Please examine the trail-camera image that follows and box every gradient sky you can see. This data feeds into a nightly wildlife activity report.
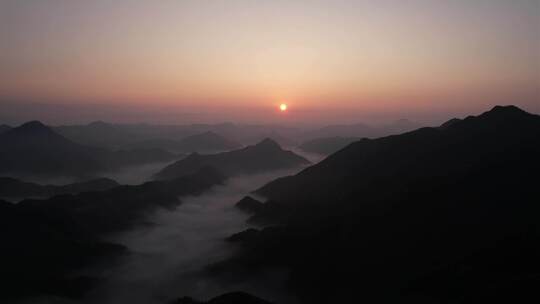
[0,0,539,125]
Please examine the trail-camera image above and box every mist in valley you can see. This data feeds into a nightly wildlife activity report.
[77,168,305,304]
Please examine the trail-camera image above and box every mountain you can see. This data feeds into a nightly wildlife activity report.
[54,121,138,148]
[1,167,225,300]
[154,138,310,180]
[235,196,265,214]
[0,198,126,300]
[0,121,178,177]
[221,106,540,303]
[298,136,360,155]
[0,121,101,176]
[0,177,119,200]
[18,167,225,235]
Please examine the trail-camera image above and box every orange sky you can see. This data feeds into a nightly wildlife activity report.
[0,0,538,124]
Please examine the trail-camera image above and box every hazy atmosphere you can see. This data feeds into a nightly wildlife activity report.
[1,1,539,304]
[1,0,538,125]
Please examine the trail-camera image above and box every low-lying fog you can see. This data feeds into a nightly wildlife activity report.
[80,169,304,304]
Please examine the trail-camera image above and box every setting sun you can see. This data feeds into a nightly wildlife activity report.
[280,103,288,112]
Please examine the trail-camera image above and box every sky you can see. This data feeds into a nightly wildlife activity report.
[0,0,539,125]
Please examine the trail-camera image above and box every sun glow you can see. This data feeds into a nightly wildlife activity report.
[280,103,288,111]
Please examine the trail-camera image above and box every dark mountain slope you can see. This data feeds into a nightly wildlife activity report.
[257,105,540,206]
[0,198,126,299]
[18,167,225,235]
[1,167,225,300]
[155,138,309,180]
[0,121,100,176]
[222,105,540,303]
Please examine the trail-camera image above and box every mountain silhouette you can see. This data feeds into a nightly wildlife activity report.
[55,120,138,148]
[1,167,225,300]
[0,121,177,177]
[0,121,100,176]
[221,105,540,303]
[154,138,310,180]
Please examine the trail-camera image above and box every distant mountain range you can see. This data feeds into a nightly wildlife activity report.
[0,177,119,200]
[154,138,310,180]
[0,121,178,178]
[127,131,242,153]
[54,121,297,149]
[52,119,422,151]
[301,119,422,140]
[222,105,540,303]
[298,136,360,155]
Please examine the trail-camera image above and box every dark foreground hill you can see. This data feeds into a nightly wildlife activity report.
[155,138,309,180]
[0,121,177,178]
[0,168,225,300]
[222,105,540,303]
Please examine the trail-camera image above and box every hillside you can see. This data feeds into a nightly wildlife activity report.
[222,105,540,303]
[0,121,177,178]
[155,138,309,180]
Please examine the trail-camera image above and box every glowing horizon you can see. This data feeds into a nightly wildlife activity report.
[0,0,538,124]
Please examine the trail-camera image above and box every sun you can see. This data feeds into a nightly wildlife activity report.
[279,103,288,111]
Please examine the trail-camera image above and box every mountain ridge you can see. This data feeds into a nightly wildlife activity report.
[221,105,540,303]
[154,138,309,180]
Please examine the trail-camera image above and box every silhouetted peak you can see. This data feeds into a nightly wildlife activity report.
[440,105,534,130]
[482,105,530,119]
[254,138,282,150]
[440,118,462,129]
[16,121,53,134]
